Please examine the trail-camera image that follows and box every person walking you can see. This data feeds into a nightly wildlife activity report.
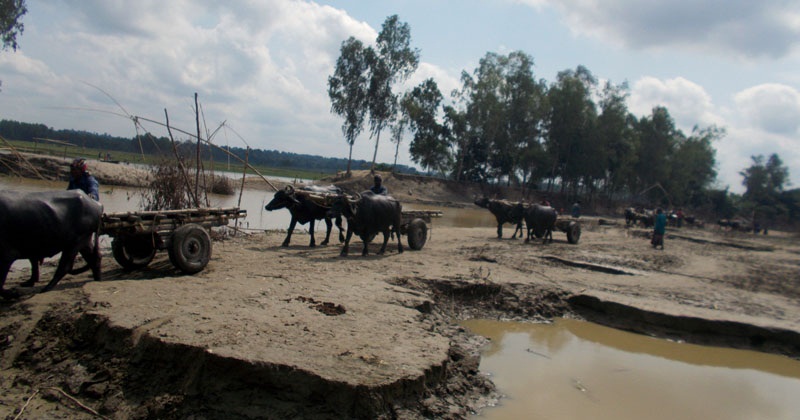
[651,208,667,250]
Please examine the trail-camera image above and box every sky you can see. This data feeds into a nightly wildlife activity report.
[1,0,799,193]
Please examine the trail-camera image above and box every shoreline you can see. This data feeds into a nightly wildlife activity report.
[1,154,799,418]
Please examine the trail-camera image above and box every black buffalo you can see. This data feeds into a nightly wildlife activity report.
[0,190,103,298]
[625,207,654,228]
[265,185,345,247]
[474,197,524,239]
[519,203,558,244]
[335,191,403,257]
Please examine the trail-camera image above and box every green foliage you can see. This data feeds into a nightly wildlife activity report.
[740,153,794,224]
[0,0,26,51]
[328,37,370,174]
[402,79,451,173]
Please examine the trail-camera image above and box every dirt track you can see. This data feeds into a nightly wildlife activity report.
[1,163,800,418]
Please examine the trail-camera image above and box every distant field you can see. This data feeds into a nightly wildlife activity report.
[3,139,329,180]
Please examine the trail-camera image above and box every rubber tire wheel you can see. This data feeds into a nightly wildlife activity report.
[168,224,211,274]
[112,235,156,270]
[566,222,581,244]
[406,219,428,250]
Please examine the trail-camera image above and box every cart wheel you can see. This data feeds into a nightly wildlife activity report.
[406,219,428,250]
[566,222,581,244]
[112,235,156,270]
[168,224,211,274]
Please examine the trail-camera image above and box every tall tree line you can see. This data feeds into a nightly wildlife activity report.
[329,27,722,207]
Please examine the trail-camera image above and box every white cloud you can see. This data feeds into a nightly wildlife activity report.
[629,76,722,131]
[733,84,800,135]
[525,0,800,59]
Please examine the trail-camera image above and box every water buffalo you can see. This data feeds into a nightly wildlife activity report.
[625,207,654,228]
[335,191,403,257]
[0,190,103,298]
[265,185,345,247]
[474,197,524,239]
[519,203,558,244]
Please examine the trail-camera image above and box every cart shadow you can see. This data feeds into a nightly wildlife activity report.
[101,257,185,281]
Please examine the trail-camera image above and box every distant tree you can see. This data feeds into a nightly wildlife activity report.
[0,0,26,91]
[0,0,25,51]
[741,153,788,203]
[634,106,679,198]
[546,65,598,195]
[596,81,637,199]
[740,153,791,226]
[667,126,721,206]
[328,37,370,176]
[366,15,419,173]
[403,78,451,173]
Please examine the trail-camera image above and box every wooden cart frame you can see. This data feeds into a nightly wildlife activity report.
[100,207,246,273]
[554,217,581,244]
[399,210,442,250]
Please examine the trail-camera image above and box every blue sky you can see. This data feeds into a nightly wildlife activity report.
[1,0,799,193]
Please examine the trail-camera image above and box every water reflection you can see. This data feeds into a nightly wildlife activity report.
[464,318,800,420]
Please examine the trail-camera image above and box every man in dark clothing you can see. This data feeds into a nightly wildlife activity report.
[67,158,100,201]
[370,175,387,195]
[571,201,581,218]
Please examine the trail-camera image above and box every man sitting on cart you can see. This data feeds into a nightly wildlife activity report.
[371,174,387,195]
[67,158,100,201]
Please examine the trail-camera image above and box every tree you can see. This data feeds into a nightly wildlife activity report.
[1,0,26,91]
[741,153,789,205]
[328,37,370,176]
[634,106,679,197]
[668,126,720,206]
[596,81,637,199]
[0,0,25,51]
[545,65,598,195]
[366,15,419,173]
[403,79,450,173]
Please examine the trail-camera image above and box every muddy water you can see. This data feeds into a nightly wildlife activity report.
[0,176,291,230]
[464,318,800,420]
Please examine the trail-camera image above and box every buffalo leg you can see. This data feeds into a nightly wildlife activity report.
[308,219,316,247]
[377,229,390,255]
[0,260,19,300]
[41,249,78,292]
[340,227,354,256]
[496,222,503,239]
[282,218,297,247]
[335,215,345,243]
[20,258,41,287]
[320,218,333,246]
[77,235,102,281]
[395,224,404,254]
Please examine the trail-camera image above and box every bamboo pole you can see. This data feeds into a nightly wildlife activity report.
[164,109,199,207]
[132,115,279,192]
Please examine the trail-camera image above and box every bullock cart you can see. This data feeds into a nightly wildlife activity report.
[100,207,246,273]
[291,189,442,251]
[399,210,442,250]
[554,217,581,244]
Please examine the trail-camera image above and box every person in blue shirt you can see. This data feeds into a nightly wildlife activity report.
[67,158,100,201]
[651,207,667,249]
[370,174,387,195]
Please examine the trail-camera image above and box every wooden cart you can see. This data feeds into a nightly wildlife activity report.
[100,207,246,273]
[554,217,581,244]
[399,210,442,250]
